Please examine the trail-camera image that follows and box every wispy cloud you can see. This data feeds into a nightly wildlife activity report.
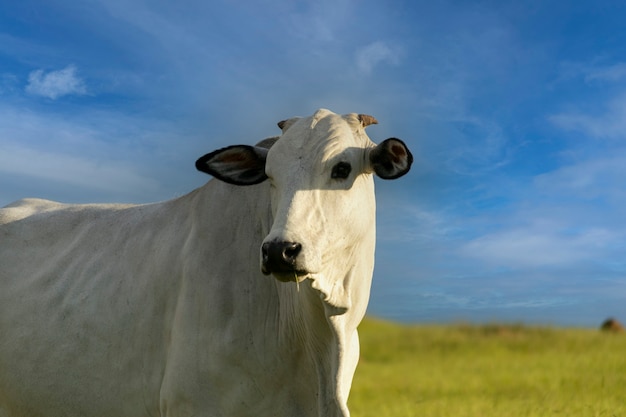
[26,65,87,99]
[355,41,402,74]
[377,202,457,245]
[0,142,158,195]
[534,152,626,202]
[550,60,626,140]
[549,92,626,140]
[584,62,626,83]
[559,61,626,84]
[460,225,620,269]
[0,104,190,205]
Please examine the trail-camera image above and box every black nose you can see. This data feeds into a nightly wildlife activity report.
[261,241,302,274]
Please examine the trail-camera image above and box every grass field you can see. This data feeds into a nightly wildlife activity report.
[350,318,626,417]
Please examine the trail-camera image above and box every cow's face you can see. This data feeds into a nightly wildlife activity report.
[196,109,412,285]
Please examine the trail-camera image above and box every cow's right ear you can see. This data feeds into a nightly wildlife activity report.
[369,138,413,179]
[196,145,269,186]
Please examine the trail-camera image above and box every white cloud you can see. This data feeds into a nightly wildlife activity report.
[0,104,181,206]
[26,65,87,99]
[549,92,626,140]
[0,142,158,195]
[534,152,626,201]
[284,0,354,43]
[378,203,454,244]
[551,62,626,140]
[461,225,620,269]
[458,149,626,270]
[584,62,626,83]
[355,41,401,74]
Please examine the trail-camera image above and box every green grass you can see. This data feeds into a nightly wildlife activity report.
[350,318,626,416]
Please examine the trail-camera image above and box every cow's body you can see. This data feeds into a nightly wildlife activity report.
[0,109,412,417]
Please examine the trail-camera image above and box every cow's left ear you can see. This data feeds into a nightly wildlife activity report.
[369,138,413,179]
[196,145,268,186]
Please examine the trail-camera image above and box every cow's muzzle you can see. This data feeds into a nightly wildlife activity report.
[261,240,305,282]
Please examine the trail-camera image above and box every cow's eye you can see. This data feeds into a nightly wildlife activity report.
[331,162,352,179]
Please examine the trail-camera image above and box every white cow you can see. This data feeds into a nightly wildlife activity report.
[0,109,412,417]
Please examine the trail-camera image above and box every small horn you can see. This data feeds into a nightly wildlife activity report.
[358,114,378,127]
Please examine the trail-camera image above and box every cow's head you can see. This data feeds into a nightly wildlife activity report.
[196,109,412,305]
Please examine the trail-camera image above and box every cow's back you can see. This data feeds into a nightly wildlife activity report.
[0,197,190,417]
[0,183,304,417]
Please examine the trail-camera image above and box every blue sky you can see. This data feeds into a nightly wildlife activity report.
[2,0,626,327]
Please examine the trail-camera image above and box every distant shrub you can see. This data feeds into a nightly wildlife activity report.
[600,317,624,332]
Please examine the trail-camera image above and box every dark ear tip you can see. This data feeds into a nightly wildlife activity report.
[196,150,221,174]
[195,154,210,173]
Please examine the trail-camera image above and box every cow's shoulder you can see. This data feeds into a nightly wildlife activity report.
[0,198,65,225]
[3,197,61,210]
[0,198,137,227]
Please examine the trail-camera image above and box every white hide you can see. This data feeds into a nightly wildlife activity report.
[0,109,411,417]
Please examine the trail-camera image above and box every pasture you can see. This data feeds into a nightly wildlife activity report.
[350,318,626,416]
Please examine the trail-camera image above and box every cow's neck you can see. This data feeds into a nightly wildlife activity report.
[271,254,371,416]
[271,278,347,415]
